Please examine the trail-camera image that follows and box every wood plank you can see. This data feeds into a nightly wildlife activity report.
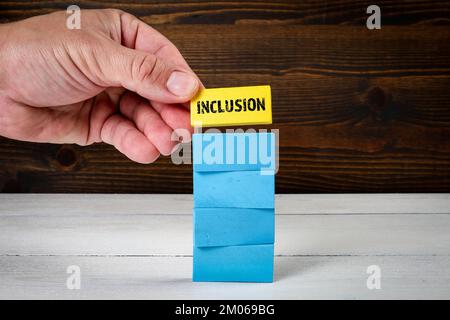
[1,194,448,298]
[0,255,448,299]
[1,194,450,215]
[1,24,450,193]
[1,199,449,255]
[1,1,449,25]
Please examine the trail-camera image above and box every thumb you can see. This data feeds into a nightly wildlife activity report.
[96,44,200,104]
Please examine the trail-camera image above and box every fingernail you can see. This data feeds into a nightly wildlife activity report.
[166,71,198,97]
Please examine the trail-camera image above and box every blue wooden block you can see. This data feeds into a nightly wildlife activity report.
[194,171,274,208]
[193,244,274,282]
[194,208,274,247]
[193,132,276,173]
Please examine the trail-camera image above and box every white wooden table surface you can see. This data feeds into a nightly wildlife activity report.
[0,194,449,300]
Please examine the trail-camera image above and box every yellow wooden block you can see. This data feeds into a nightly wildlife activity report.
[190,85,272,127]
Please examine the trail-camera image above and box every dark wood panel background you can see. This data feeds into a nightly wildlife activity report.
[1,1,450,193]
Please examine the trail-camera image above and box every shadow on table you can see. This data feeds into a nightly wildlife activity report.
[274,256,322,282]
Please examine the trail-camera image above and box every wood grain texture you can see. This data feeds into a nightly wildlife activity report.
[1,2,450,193]
[1,0,449,25]
[4,212,450,256]
[0,194,449,299]
[2,256,449,299]
[3,194,450,215]
[1,194,449,256]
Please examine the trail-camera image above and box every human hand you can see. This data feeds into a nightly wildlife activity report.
[0,9,201,163]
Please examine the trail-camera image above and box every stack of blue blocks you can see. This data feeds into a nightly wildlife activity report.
[193,132,276,282]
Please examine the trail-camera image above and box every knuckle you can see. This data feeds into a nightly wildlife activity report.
[148,59,169,85]
[133,54,161,84]
[99,8,124,19]
[109,8,125,15]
